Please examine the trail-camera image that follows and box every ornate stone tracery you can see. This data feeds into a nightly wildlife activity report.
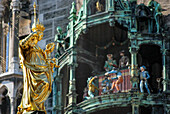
[53,0,170,114]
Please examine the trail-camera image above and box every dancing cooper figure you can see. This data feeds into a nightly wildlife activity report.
[17,3,57,114]
[140,66,151,94]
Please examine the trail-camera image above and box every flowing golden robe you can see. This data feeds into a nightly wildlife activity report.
[17,34,55,113]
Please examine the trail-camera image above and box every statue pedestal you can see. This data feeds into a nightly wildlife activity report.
[31,111,45,114]
[23,111,45,114]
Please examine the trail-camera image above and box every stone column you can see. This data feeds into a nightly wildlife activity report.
[52,68,57,114]
[130,0,137,33]
[2,23,9,72]
[166,37,170,93]
[0,6,3,71]
[108,0,114,11]
[161,39,169,92]
[9,0,20,72]
[10,96,15,114]
[67,2,78,113]
[1,20,6,72]
[83,0,87,17]
[52,68,63,114]
[131,93,140,114]
[8,15,12,70]
[132,104,139,114]
[129,33,139,92]
[53,73,63,114]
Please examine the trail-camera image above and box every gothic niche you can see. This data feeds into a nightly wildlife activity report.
[75,63,93,103]
[80,22,129,72]
[136,4,151,33]
[0,86,10,114]
[87,0,105,15]
[136,2,163,34]
[138,44,163,93]
[75,22,129,102]
[1,0,11,23]
[60,65,69,108]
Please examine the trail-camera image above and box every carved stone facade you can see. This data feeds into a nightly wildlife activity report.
[54,0,170,114]
[38,0,73,50]
[0,0,73,113]
[0,0,169,114]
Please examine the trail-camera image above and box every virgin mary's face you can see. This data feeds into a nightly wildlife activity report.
[29,37,38,47]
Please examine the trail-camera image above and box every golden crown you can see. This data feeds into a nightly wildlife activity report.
[32,2,45,32]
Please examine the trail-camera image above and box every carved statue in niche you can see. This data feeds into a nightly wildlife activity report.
[87,0,105,15]
[136,4,151,33]
[54,27,66,57]
[96,0,104,12]
[148,0,162,33]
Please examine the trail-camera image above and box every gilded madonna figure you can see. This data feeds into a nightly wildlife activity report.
[17,3,57,114]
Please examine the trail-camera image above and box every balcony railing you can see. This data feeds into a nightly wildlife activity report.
[83,68,132,101]
[98,69,132,95]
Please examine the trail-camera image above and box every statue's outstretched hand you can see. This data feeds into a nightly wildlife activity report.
[45,43,55,53]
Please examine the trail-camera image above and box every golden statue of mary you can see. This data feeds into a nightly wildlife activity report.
[17,3,57,114]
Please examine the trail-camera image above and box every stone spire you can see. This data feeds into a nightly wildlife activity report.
[66,2,78,113]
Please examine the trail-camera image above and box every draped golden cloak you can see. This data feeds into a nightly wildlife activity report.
[17,35,55,113]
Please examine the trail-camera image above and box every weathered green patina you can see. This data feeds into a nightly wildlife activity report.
[53,0,170,114]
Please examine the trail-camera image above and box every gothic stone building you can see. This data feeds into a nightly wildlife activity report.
[0,0,170,114]
[53,0,170,114]
[0,0,72,113]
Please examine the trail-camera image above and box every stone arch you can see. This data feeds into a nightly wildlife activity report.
[75,62,93,103]
[138,44,162,93]
[15,83,23,113]
[60,64,69,108]
[78,22,129,72]
[0,85,10,114]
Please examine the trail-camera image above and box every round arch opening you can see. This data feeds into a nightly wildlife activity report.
[0,86,10,114]
[138,44,163,93]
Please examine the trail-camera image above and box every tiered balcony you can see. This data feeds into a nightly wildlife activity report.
[76,92,165,113]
